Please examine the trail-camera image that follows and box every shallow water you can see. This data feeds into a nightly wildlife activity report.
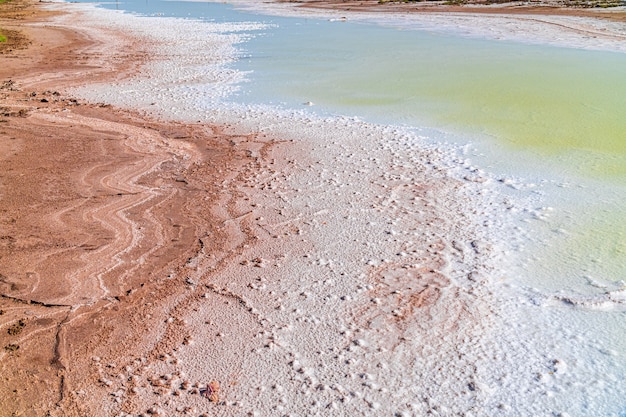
[69,0,626,414]
[241,19,626,177]
[234,16,626,298]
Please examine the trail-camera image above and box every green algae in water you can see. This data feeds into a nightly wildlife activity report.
[246,23,626,179]
[415,47,626,179]
[345,42,626,178]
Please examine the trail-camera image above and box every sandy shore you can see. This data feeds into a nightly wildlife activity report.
[1,0,625,416]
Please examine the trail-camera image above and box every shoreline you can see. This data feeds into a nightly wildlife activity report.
[287,0,626,20]
[2,0,625,415]
[215,0,626,52]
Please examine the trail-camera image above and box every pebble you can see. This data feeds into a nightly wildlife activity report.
[552,359,568,374]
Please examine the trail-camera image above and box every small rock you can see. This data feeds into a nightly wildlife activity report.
[146,407,163,416]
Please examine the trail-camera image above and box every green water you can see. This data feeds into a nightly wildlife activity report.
[241,19,626,288]
[244,22,626,180]
[400,48,626,178]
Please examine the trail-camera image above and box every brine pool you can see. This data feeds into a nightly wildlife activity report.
[69,0,626,414]
[235,14,626,293]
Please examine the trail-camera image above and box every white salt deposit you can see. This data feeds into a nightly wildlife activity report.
[51,2,272,111]
[50,1,626,416]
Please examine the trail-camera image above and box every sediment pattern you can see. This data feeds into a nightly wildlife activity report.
[0,7,268,414]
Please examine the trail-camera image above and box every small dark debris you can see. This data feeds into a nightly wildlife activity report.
[40,98,48,103]
[2,108,30,117]
[1,80,19,92]
[7,319,26,335]
[4,344,19,352]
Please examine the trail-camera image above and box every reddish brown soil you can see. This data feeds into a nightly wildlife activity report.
[0,1,269,415]
[285,0,626,21]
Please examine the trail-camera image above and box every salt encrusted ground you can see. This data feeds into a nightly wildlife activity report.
[53,4,514,415]
[58,2,626,416]
[1,0,625,415]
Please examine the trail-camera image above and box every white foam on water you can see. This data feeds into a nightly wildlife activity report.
[55,2,626,415]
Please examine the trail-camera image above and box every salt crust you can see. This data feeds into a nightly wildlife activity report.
[51,2,626,416]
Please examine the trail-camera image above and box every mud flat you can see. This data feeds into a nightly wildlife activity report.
[0,1,277,415]
[1,1,625,416]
